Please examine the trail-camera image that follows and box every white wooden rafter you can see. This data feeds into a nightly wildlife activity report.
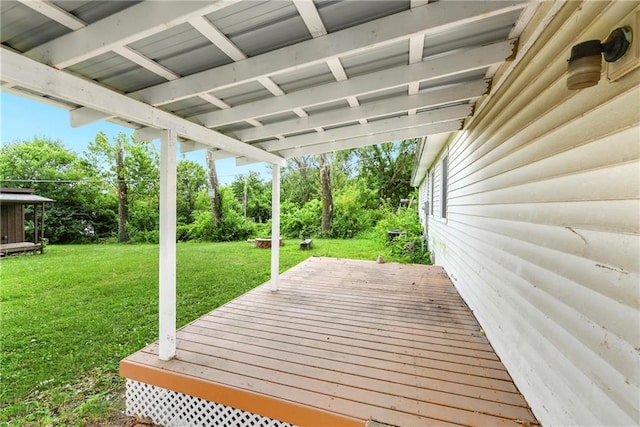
[410,0,429,8]
[113,46,179,81]
[17,0,86,30]
[69,1,526,127]
[21,5,244,136]
[198,93,231,110]
[131,1,526,107]
[189,14,302,123]
[277,121,462,159]
[63,14,235,128]
[24,1,239,68]
[256,104,471,152]
[234,80,486,142]
[195,40,514,128]
[296,0,365,129]
[189,16,245,61]
[408,0,426,114]
[293,0,327,38]
[0,47,284,165]
[408,34,425,115]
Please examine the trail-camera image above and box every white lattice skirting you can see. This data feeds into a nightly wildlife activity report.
[126,379,297,427]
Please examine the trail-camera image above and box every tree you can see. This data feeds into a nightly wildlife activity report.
[205,150,222,224]
[356,139,418,205]
[85,132,159,242]
[230,171,271,223]
[0,137,108,243]
[177,160,207,224]
[281,156,320,207]
[319,153,333,235]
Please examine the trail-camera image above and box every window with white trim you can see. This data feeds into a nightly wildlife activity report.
[429,170,434,215]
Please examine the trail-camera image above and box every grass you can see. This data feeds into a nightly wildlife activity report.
[0,238,387,426]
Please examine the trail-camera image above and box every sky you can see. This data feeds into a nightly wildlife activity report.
[0,92,270,185]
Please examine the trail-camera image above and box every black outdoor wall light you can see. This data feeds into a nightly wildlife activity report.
[567,26,633,90]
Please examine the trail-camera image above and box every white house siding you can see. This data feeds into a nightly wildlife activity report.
[417,175,427,228]
[426,1,640,426]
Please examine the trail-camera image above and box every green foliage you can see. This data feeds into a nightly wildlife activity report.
[281,199,322,238]
[85,132,159,204]
[0,137,109,243]
[356,139,418,205]
[281,157,320,206]
[84,132,160,243]
[254,219,272,237]
[177,160,207,225]
[374,204,430,264]
[128,197,159,240]
[331,181,382,238]
[187,187,255,241]
[230,171,272,223]
[1,136,428,250]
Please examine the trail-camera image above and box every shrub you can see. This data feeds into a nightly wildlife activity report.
[187,209,255,242]
[128,230,159,244]
[332,185,382,238]
[253,219,272,238]
[187,188,255,242]
[281,199,321,239]
[374,205,430,264]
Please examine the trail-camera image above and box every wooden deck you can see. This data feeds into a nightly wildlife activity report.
[121,257,538,427]
[0,242,42,256]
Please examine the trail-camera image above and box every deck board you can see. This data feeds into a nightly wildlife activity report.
[121,257,538,427]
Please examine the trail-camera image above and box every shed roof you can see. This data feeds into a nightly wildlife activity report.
[1,0,538,166]
[0,193,54,204]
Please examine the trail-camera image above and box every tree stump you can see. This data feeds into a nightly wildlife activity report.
[255,238,284,249]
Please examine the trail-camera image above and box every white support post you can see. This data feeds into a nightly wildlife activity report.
[159,129,177,360]
[270,165,281,291]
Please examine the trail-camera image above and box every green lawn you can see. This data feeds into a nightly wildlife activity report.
[0,238,386,426]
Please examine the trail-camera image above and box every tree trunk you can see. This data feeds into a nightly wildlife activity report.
[116,141,129,242]
[293,157,310,205]
[205,150,222,224]
[319,153,333,236]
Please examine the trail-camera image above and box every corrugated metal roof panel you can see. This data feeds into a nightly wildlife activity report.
[281,128,319,139]
[341,41,409,78]
[257,111,300,126]
[217,122,257,133]
[208,1,299,38]
[418,69,489,91]
[358,86,409,104]
[423,10,521,56]
[54,1,140,25]
[129,23,233,77]
[317,0,410,34]
[160,98,216,118]
[269,63,334,93]
[0,1,70,52]
[67,52,166,93]
[209,1,311,57]
[213,80,273,107]
[304,99,351,115]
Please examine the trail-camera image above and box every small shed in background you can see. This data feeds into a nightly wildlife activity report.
[0,188,54,256]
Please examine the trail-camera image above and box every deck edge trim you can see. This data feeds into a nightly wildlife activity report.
[120,359,365,427]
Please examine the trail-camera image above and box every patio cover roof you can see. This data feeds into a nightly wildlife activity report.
[1,0,538,167]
